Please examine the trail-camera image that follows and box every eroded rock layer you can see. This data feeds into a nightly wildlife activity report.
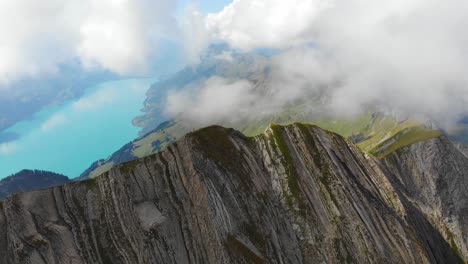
[0,124,465,263]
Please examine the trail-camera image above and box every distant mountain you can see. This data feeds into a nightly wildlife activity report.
[133,43,270,136]
[0,169,70,199]
[77,119,178,179]
[80,44,444,179]
[78,44,270,178]
[1,124,465,263]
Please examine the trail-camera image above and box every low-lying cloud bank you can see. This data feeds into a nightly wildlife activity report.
[167,0,468,127]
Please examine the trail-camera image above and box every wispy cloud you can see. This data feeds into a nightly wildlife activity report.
[165,77,256,126]
[0,142,18,154]
[41,113,66,132]
[72,87,118,111]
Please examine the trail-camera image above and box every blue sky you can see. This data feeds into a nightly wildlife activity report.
[178,0,232,14]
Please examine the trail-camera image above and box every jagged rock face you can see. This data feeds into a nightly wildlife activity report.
[382,136,468,260]
[452,141,468,158]
[0,125,464,263]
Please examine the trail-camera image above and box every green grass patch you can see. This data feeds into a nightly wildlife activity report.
[296,123,339,207]
[357,120,417,151]
[267,124,307,216]
[189,126,255,190]
[85,178,98,191]
[363,126,442,158]
[132,122,189,158]
[239,111,441,159]
[446,227,464,260]
[88,161,114,179]
[118,159,140,174]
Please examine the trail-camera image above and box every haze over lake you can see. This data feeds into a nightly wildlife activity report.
[0,78,156,178]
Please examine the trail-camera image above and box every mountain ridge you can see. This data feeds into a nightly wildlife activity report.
[0,169,70,200]
[80,114,442,179]
[78,45,445,180]
[0,123,465,263]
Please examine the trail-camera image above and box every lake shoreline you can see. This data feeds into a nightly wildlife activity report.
[0,77,157,179]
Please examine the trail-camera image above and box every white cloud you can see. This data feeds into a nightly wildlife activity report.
[309,0,468,124]
[165,77,257,126]
[72,87,118,111]
[3,0,468,128]
[214,51,234,62]
[180,6,211,64]
[41,113,66,132]
[78,0,178,74]
[0,0,178,83]
[181,0,468,127]
[205,0,334,50]
[0,0,81,82]
[0,142,18,154]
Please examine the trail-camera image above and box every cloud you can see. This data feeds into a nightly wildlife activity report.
[79,0,178,74]
[0,0,80,82]
[0,142,18,155]
[3,0,468,129]
[72,86,118,111]
[205,0,334,50]
[179,6,212,64]
[162,50,336,127]
[172,0,468,127]
[309,0,468,124]
[41,113,66,132]
[214,51,234,62]
[165,77,257,126]
[0,0,178,83]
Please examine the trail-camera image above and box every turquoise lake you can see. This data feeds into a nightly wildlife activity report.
[0,77,156,178]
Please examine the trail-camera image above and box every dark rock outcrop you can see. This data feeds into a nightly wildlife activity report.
[0,124,465,263]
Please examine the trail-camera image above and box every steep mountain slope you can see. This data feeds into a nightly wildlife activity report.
[381,136,468,259]
[0,170,70,200]
[1,124,464,263]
